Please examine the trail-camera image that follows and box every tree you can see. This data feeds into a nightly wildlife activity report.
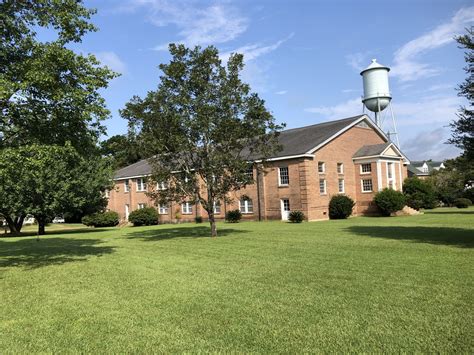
[402,177,437,210]
[100,134,143,169]
[449,27,473,161]
[0,144,112,235]
[122,44,284,237]
[1,0,117,152]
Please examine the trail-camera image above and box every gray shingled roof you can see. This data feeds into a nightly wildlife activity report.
[353,142,391,158]
[114,115,366,180]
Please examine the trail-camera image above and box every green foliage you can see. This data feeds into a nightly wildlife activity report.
[82,211,119,227]
[429,162,467,205]
[403,177,438,210]
[449,27,473,161]
[128,207,159,226]
[0,144,112,234]
[374,188,406,216]
[225,209,242,223]
[195,216,203,224]
[121,44,284,236]
[100,134,143,169]
[329,194,355,219]
[454,198,472,208]
[288,210,305,223]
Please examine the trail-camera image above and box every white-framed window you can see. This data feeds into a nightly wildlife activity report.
[158,204,168,214]
[361,163,372,174]
[105,190,110,198]
[137,178,147,192]
[387,162,396,189]
[181,202,193,214]
[338,179,345,193]
[318,162,325,173]
[319,178,327,194]
[362,179,373,192]
[278,167,289,185]
[245,165,254,182]
[213,201,221,214]
[239,198,253,214]
[337,162,344,174]
[282,199,290,212]
[156,181,167,190]
[138,203,146,209]
[387,162,393,179]
[124,179,130,192]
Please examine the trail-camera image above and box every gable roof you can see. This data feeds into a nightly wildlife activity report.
[113,114,390,180]
[353,142,392,158]
[408,160,444,176]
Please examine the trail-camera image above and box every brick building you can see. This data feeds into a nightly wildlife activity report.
[107,115,409,222]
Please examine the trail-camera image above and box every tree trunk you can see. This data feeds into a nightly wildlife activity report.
[3,214,23,235]
[209,212,217,238]
[37,216,46,236]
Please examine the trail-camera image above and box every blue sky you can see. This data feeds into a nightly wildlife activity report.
[78,0,473,160]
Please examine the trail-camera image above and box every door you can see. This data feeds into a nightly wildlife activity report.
[125,204,130,221]
[281,199,290,221]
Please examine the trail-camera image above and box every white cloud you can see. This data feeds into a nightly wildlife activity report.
[345,52,368,72]
[220,33,295,63]
[403,128,461,160]
[391,6,474,82]
[95,51,127,74]
[304,97,362,118]
[123,0,248,50]
[275,90,287,95]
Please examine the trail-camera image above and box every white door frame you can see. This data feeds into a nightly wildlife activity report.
[125,204,130,221]
[281,199,290,221]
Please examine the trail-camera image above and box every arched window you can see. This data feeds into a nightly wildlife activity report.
[239,198,253,214]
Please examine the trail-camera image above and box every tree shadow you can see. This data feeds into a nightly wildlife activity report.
[126,225,246,241]
[0,227,110,238]
[348,226,473,248]
[0,237,116,269]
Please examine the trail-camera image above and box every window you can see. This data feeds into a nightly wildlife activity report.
[137,178,147,191]
[158,204,168,214]
[337,163,344,174]
[124,179,130,192]
[338,179,345,193]
[105,190,110,198]
[361,163,372,173]
[282,199,290,211]
[279,167,289,185]
[387,163,393,179]
[387,162,396,189]
[213,201,221,214]
[239,198,253,214]
[157,181,167,190]
[138,203,146,209]
[319,179,327,194]
[362,179,373,192]
[245,166,254,182]
[181,202,193,214]
[318,162,325,173]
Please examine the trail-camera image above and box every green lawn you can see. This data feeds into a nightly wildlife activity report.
[1,208,473,352]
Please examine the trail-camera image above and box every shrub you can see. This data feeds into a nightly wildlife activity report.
[128,207,159,226]
[454,198,472,208]
[225,209,242,223]
[288,210,305,223]
[82,211,119,227]
[403,177,437,210]
[329,194,355,219]
[373,188,406,216]
[195,216,203,223]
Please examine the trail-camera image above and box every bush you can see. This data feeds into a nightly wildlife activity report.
[82,211,119,227]
[128,207,159,226]
[454,198,472,208]
[288,210,305,223]
[329,194,355,219]
[373,188,406,216]
[403,177,437,210]
[195,216,203,223]
[225,209,242,223]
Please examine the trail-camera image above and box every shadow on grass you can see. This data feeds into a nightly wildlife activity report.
[0,237,115,269]
[0,227,110,238]
[126,225,246,241]
[348,226,473,248]
[425,211,474,215]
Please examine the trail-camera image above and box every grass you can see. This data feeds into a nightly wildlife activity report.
[0,208,473,352]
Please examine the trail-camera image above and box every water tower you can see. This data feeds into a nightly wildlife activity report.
[360,59,399,147]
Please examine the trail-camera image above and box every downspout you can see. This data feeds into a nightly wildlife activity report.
[256,167,262,222]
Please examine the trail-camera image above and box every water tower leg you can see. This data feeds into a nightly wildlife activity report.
[388,101,400,148]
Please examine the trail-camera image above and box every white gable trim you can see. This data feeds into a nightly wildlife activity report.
[306,115,389,154]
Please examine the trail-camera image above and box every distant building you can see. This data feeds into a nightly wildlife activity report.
[106,115,410,222]
[407,160,445,179]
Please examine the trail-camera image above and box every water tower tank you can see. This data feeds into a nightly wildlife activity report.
[360,59,391,112]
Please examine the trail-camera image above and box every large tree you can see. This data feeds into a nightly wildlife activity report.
[0,144,112,235]
[449,27,473,161]
[100,134,143,169]
[122,44,284,237]
[1,0,117,152]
